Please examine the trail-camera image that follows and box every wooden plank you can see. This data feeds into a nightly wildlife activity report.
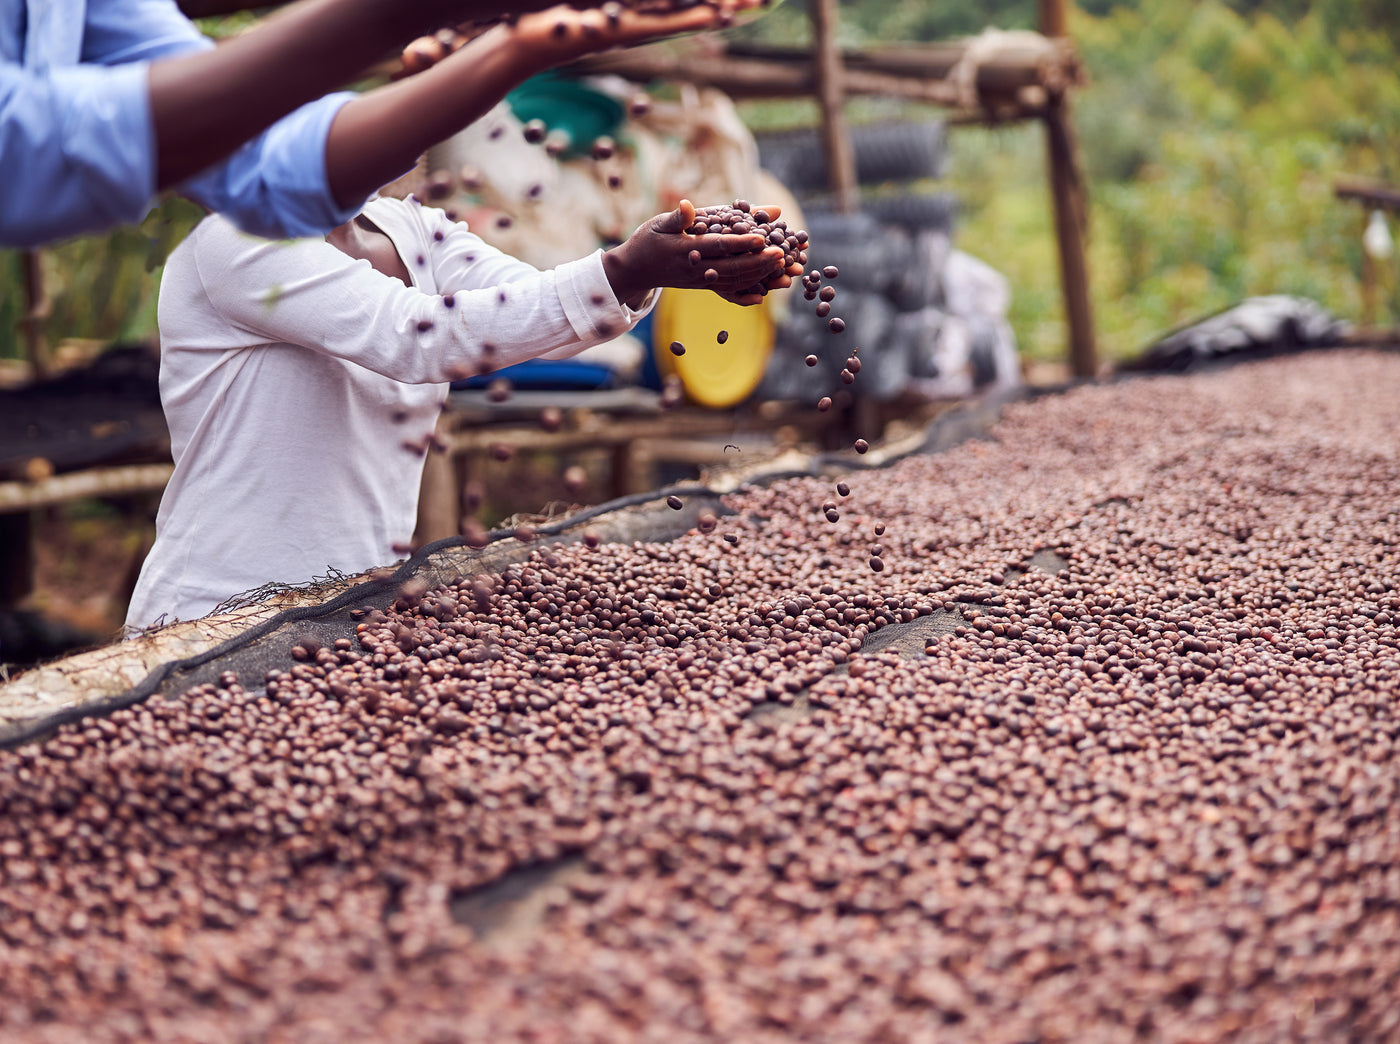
[725,36,1082,95]
[573,35,1077,110]
[0,463,174,513]
[1335,179,1400,213]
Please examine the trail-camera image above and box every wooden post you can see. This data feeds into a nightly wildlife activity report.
[1039,0,1097,377]
[1038,0,1067,37]
[1361,211,1379,328]
[810,0,858,213]
[19,250,50,379]
[414,417,460,546]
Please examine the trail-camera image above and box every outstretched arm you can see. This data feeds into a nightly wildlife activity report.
[148,0,559,190]
[321,0,752,210]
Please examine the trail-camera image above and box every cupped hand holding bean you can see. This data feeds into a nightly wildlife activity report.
[603,199,796,308]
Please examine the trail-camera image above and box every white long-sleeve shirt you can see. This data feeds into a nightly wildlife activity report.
[126,196,650,630]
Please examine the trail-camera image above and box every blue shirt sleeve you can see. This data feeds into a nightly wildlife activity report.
[0,0,364,247]
[178,91,363,241]
[0,59,157,247]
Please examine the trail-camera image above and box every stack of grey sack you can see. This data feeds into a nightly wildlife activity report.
[754,121,1020,403]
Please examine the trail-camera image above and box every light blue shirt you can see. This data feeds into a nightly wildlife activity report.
[0,0,361,247]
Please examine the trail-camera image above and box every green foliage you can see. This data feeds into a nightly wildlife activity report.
[0,197,204,358]
[5,1,1400,369]
[945,0,1400,361]
[745,0,1400,363]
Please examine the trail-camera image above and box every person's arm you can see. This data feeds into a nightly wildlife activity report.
[190,215,637,385]
[146,0,559,191]
[0,61,161,247]
[422,196,793,320]
[323,1,754,210]
[0,0,549,247]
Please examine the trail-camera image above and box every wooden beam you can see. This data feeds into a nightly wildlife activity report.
[573,35,1079,110]
[0,464,173,514]
[1336,178,1400,213]
[809,0,858,212]
[725,36,1083,95]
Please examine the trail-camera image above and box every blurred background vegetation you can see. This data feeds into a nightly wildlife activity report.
[3,0,1398,367]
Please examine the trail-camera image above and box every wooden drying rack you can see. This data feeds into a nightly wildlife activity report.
[570,0,1097,376]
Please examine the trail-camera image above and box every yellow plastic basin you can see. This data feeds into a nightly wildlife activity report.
[652,288,775,409]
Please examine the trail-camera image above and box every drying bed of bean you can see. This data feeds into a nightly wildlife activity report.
[4,349,1400,1043]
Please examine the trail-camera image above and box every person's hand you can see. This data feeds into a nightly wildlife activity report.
[509,0,756,64]
[401,0,764,78]
[602,199,797,308]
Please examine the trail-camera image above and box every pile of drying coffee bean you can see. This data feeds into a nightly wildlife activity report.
[3,350,1399,1042]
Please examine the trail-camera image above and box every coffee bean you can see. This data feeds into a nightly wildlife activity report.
[817,397,832,412]
[717,331,729,344]
[666,495,683,510]
[11,351,1394,1044]
[854,438,869,453]
[828,318,845,333]
[670,341,686,357]
[805,355,818,367]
